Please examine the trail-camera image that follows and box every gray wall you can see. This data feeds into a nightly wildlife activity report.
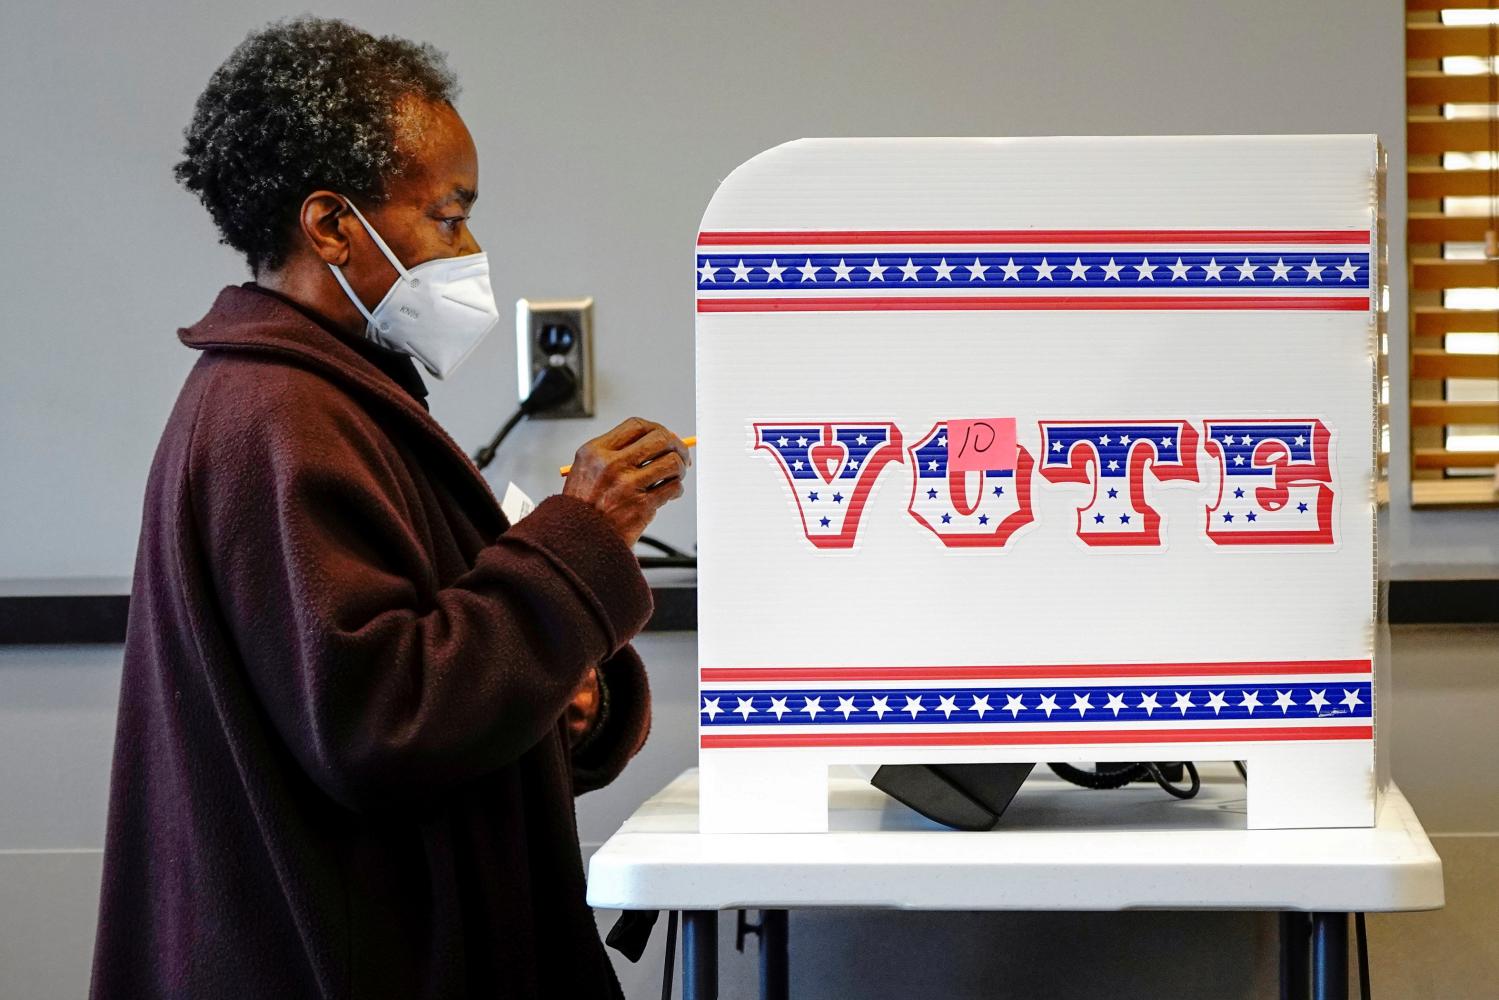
[2,0,1497,579]
[2,0,1498,998]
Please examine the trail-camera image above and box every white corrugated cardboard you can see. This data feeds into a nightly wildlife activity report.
[695,136,1387,833]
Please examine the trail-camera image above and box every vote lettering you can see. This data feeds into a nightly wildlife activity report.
[753,416,1337,549]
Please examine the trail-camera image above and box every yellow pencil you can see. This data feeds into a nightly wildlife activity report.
[559,436,696,476]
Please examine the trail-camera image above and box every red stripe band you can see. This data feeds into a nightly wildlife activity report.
[697,229,1372,247]
[700,725,1373,749]
[697,295,1369,313]
[700,660,1372,683]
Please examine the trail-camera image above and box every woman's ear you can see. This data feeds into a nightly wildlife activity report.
[299,191,352,266]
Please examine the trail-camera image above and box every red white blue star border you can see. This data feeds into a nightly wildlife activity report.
[698,660,1373,749]
[696,229,1372,312]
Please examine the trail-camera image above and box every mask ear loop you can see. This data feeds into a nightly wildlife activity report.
[340,197,413,284]
[326,195,417,330]
[328,263,378,328]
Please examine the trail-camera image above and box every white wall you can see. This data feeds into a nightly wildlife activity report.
[2,0,1496,581]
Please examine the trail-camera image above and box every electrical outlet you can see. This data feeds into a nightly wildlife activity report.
[515,297,594,418]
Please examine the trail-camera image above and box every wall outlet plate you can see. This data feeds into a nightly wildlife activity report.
[515,297,594,418]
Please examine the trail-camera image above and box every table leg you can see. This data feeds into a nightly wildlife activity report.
[1310,912,1349,1000]
[682,910,719,1000]
[758,909,788,1000]
[1280,911,1310,1000]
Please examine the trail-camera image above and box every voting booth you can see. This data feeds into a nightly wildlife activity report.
[694,136,1388,833]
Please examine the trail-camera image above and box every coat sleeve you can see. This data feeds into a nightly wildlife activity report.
[570,643,652,795]
[187,367,653,813]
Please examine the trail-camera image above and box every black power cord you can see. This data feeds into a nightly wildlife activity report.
[1047,761,1144,790]
[1048,761,1201,800]
[1143,761,1200,800]
[473,366,579,471]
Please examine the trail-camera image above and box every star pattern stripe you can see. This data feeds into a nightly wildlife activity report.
[696,251,1370,290]
[699,296,1369,313]
[699,683,1371,725]
[697,228,1374,246]
[701,726,1374,749]
[700,659,1373,682]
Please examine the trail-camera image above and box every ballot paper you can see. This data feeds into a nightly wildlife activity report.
[694,136,1388,834]
[501,481,536,524]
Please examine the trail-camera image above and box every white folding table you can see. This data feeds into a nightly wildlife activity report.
[587,765,1443,999]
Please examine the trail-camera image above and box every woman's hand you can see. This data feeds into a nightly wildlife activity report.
[562,418,690,547]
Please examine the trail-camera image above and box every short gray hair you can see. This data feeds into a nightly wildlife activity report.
[175,16,460,272]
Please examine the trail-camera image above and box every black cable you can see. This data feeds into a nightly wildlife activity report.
[1048,762,1149,790]
[473,407,526,471]
[1049,761,1200,801]
[1356,912,1371,1000]
[1144,761,1200,800]
[473,366,579,471]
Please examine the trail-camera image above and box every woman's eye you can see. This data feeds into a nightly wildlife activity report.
[439,216,467,231]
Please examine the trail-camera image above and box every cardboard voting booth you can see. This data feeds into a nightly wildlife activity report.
[694,136,1388,833]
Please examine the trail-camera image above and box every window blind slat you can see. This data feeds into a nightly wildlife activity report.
[1411,400,1499,424]
[1408,167,1495,199]
[1407,71,1499,104]
[1408,116,1499,154]
[1413,348,1499,378]
[1407,24,1499,59]
[1407,213,1499,242]
[1415,448,1499,470]
[1411,256,1499,287]
[1413,307,1499,336]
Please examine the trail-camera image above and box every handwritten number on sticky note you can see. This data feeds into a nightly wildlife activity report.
[959,422,995,458]
[947,418,1018,472]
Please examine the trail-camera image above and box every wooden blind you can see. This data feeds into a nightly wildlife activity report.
[1407,0,1499,506]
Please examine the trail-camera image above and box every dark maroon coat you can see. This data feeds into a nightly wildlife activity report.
[90,285,652,999]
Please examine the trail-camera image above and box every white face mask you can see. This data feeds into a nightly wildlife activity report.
[327,197,499,380]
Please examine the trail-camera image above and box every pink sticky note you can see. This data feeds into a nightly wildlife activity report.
[947,418,1017,472]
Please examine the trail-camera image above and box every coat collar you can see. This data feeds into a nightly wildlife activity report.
[180,284,503,524]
